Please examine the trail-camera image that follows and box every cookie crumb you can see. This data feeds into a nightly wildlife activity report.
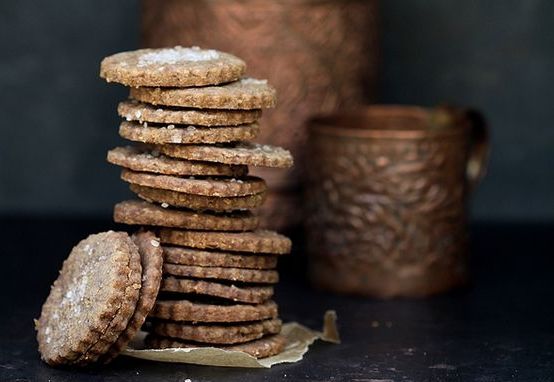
[150,239,160,247]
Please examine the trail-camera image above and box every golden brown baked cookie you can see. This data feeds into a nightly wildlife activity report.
[152,318,282,345]
[130,78,276,110]
[119,121,260,145]
[107,146,247,177]
[114,200,259,231]
[163,246,276,269]
[130,184,266,212]
[159,229,292,255]
[144,334,287,359]
[118,100,261,126]
[163,264,279,284]
[150,300,278,323]
[36,231,142,366]
[100,46,245,87]
[161,277,274,304]
[158,142,293,168]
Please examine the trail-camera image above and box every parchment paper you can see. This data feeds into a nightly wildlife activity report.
[122,310,340,368]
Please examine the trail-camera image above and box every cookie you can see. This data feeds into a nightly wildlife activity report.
[36,231,142,366]
[150,300,278,323]
[158,142,293,168]
[118,100,261,126]
[101,231,163,363]
[163,264,279,284]
[144,334,286,359]
[130,184,266,212]
[121,169,266,197]
[130,78,276,110]
[152,318,282,345]
[119,121,260,145]
[107,146,247,177]
[100,46,245,87]
[114,200,258,231]
[161,277,274,304]
[163,246,277,269]
[159,229,292,255]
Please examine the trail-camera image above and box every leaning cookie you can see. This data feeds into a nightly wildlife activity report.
[118,100,261,126]
[100,231,163,363]
[130,78,276,110]
[144,334,287,359]
[100,46,245,87]
[35,231,142,366]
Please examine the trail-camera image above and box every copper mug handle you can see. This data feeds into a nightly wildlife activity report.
[464,109,490,191]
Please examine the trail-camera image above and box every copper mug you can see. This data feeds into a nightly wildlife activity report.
[305,105,489,298]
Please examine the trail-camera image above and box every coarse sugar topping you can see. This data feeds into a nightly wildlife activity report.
[138,47,220,67]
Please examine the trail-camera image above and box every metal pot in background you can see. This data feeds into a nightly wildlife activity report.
[141,0,380,230]
[305,106,489,298]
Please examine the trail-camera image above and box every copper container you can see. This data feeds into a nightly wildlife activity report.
[305,106,489,298]
[141,0,379,229]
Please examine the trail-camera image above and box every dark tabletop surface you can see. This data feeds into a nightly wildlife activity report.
[0,218,552,382]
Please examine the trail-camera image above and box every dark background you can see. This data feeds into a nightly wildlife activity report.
[1,0,553,221]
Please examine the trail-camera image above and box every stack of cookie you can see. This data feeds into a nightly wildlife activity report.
[100,46,293,358]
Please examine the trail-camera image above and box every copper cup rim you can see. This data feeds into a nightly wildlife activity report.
[308,105,467,139]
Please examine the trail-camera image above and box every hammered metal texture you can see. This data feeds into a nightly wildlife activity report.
[306,125,472,298]
[141,0,379,229]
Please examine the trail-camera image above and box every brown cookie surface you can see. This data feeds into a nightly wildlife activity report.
[121,169,266,197]
[158,142,293,168]
[161,277,274,304]
[36,231,141,366]
[163,246,277,269]
[159,229,292,255]
[114,200,258,231]
[118,100,261,126]
[107,146,247,177]
[130,184,266,212]
[101,231,163,363]
[130,78,276,110]
[144,334,287,359]
[100,47,245,87]
[119,121,260,145]
[152,318,282,345]
[163,264,279,284]
[150,300,278,323]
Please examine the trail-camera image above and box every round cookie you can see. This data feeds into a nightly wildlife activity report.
[36,231,142,366]
[130,78,276,110]
[152,318,282,345]
[107,146,247,177]
[163,246,277,269]
[157,142,293,168]
[163,264,279,284]
[121,169,266,197]
[144,334,287,359]
[130,184,266,212]
[150,300,278,323]
[114,200,259,232]
[161,277,274,304]
[100,46,245,87]
[159,229,292,255]
[118,100,261,126]
[101,231,163,363]
[119,121,260,145]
